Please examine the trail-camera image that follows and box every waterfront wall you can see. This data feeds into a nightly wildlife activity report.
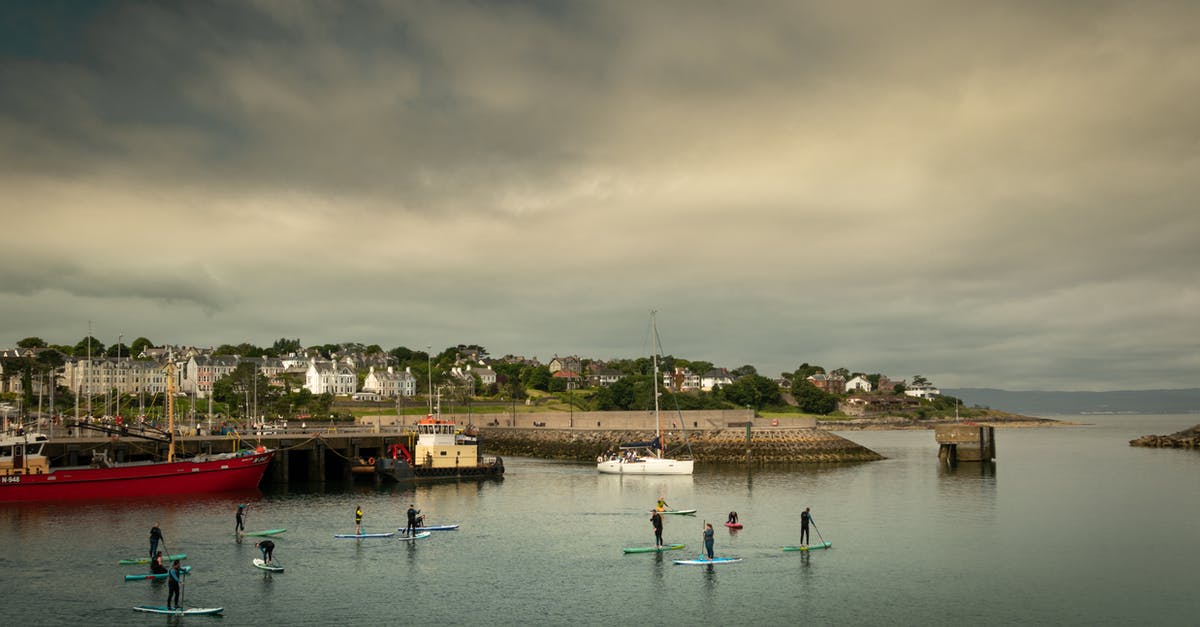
[478,426,883,464]
[366,409,815,430]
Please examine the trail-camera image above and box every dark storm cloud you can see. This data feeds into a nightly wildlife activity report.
[1,1,1198,390]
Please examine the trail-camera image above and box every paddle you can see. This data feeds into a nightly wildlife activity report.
[812,521,826,546]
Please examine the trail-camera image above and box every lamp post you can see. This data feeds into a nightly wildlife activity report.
[426,345,433,416]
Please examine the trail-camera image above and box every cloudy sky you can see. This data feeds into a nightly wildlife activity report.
[2,1,1197,392]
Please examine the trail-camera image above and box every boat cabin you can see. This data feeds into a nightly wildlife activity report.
[413,417,480,469]
[0,432,50,477]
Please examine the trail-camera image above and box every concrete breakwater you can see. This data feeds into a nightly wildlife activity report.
[478,427,884,464]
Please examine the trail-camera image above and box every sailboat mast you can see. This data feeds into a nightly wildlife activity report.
[165,361,176,463]
[651,311,663,458]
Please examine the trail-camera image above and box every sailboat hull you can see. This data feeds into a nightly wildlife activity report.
[597,458,694,475]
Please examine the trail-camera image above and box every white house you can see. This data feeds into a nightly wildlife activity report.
[904,383,941,399]
[845,375,873,393]
[362,366,419,398]
[700,368,735,391]
[305,359,357,396]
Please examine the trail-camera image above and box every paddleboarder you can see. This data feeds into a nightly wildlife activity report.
[149,522,164,559]
[403,504,421,536]
[651,510,664,548]
[355,505,364,535]
[256,539,275,564]
[703,523,714,560]
[800,507,813,547]
[656,497,669,512]
[727,511,739,525]
[150,551,167,574]
[166,560,184,610]
[235,504,246,535]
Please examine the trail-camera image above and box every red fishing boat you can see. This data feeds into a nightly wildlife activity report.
[0,430,273,502]
[0,362,273,502]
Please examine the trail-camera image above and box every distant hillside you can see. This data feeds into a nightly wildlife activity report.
[944,388,1200,416]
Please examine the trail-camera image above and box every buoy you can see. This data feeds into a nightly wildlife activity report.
[367,457,376,465]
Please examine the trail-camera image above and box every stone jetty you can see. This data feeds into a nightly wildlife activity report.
[479,427,883,464]
[1129,424,1200,449]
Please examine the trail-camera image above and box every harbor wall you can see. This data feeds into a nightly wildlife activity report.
[477,426,883,464]
[366,409,816,430]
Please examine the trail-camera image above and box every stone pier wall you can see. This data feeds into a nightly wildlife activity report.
[478,427,883,464]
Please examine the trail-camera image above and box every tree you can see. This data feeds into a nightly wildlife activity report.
[596,377,637,410]
[73,336,105,357]
[830,367,850,379]
[720,374,783,410]
[17,337,47,349]
[792,363,824,380]
[107,342,131,358]
[130,337,154,357]
[271,338,301,356]
[731,364,758,377]
[912,374,929,386]
[792,380,839,415]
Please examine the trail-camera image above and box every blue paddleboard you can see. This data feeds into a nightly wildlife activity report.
[673,556,743,565]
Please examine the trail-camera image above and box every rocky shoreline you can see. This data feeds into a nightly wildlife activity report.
[1129,424,1200,448]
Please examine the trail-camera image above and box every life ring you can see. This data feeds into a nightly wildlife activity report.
[596,456,604,463]
[367,457,376,466]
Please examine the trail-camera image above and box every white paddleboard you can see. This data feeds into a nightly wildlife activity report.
[253,558,284,572]
[133,605,224,615]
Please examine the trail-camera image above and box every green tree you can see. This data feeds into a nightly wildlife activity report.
[792,363,824,380]
[130,337,154,357]
[271,338,301,356]
[720,374,783,409]
[17,337,47,349]
[732,364,758,377]
[73,336,105,357]
[596,377,637,410]
[791,380,839,414]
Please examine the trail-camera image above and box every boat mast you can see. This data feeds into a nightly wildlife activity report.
[651,310,663,458]
[165,361,176,463]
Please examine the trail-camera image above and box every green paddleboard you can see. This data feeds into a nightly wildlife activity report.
[118,553,186,565]
[623,543,686,554]
[243,528,287,537]
[783,541,832,552]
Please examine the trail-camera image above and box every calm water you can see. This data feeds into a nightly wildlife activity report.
[2,414,1197,626]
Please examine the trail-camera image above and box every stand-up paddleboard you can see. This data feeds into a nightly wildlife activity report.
[118,553,186,565]
[673,556,743,565]
[395,531,432,541]
[783,541,832,552]
[623,543,686,554]
[414,524,459,532]
[652,509,697,516]
[123,566,192,581]
[133,605,223,615]
[253,558,284,572]
[243,528,287,537]
[724,522,743,529]
[334,532,395,538]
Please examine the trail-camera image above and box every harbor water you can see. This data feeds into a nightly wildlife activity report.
[2,414,1197,625]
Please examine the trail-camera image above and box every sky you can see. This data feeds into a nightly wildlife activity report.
[1,1,1198,392]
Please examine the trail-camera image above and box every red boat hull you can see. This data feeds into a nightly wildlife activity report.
[0,451,274,502]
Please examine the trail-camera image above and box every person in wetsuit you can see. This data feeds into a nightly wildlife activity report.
[256,540,275,564]
[651,510,664,548]
[235,504,246,534]
[800,507,813,546]
[149,523,164,559]
[167,560,184,609]
[703,523,715,560]
[150,551,167,574]
[404,504,421,536]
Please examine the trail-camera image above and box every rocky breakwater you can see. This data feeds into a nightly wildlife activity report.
[1129,424,1200,449]
[478,427,883,464]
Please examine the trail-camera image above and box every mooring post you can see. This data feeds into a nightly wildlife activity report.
[745,424,752,464]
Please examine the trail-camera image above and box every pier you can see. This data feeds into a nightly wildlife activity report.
[30,409,885,485]
[935,424,996,463]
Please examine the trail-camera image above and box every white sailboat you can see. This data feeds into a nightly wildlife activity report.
[597,312,694,475]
